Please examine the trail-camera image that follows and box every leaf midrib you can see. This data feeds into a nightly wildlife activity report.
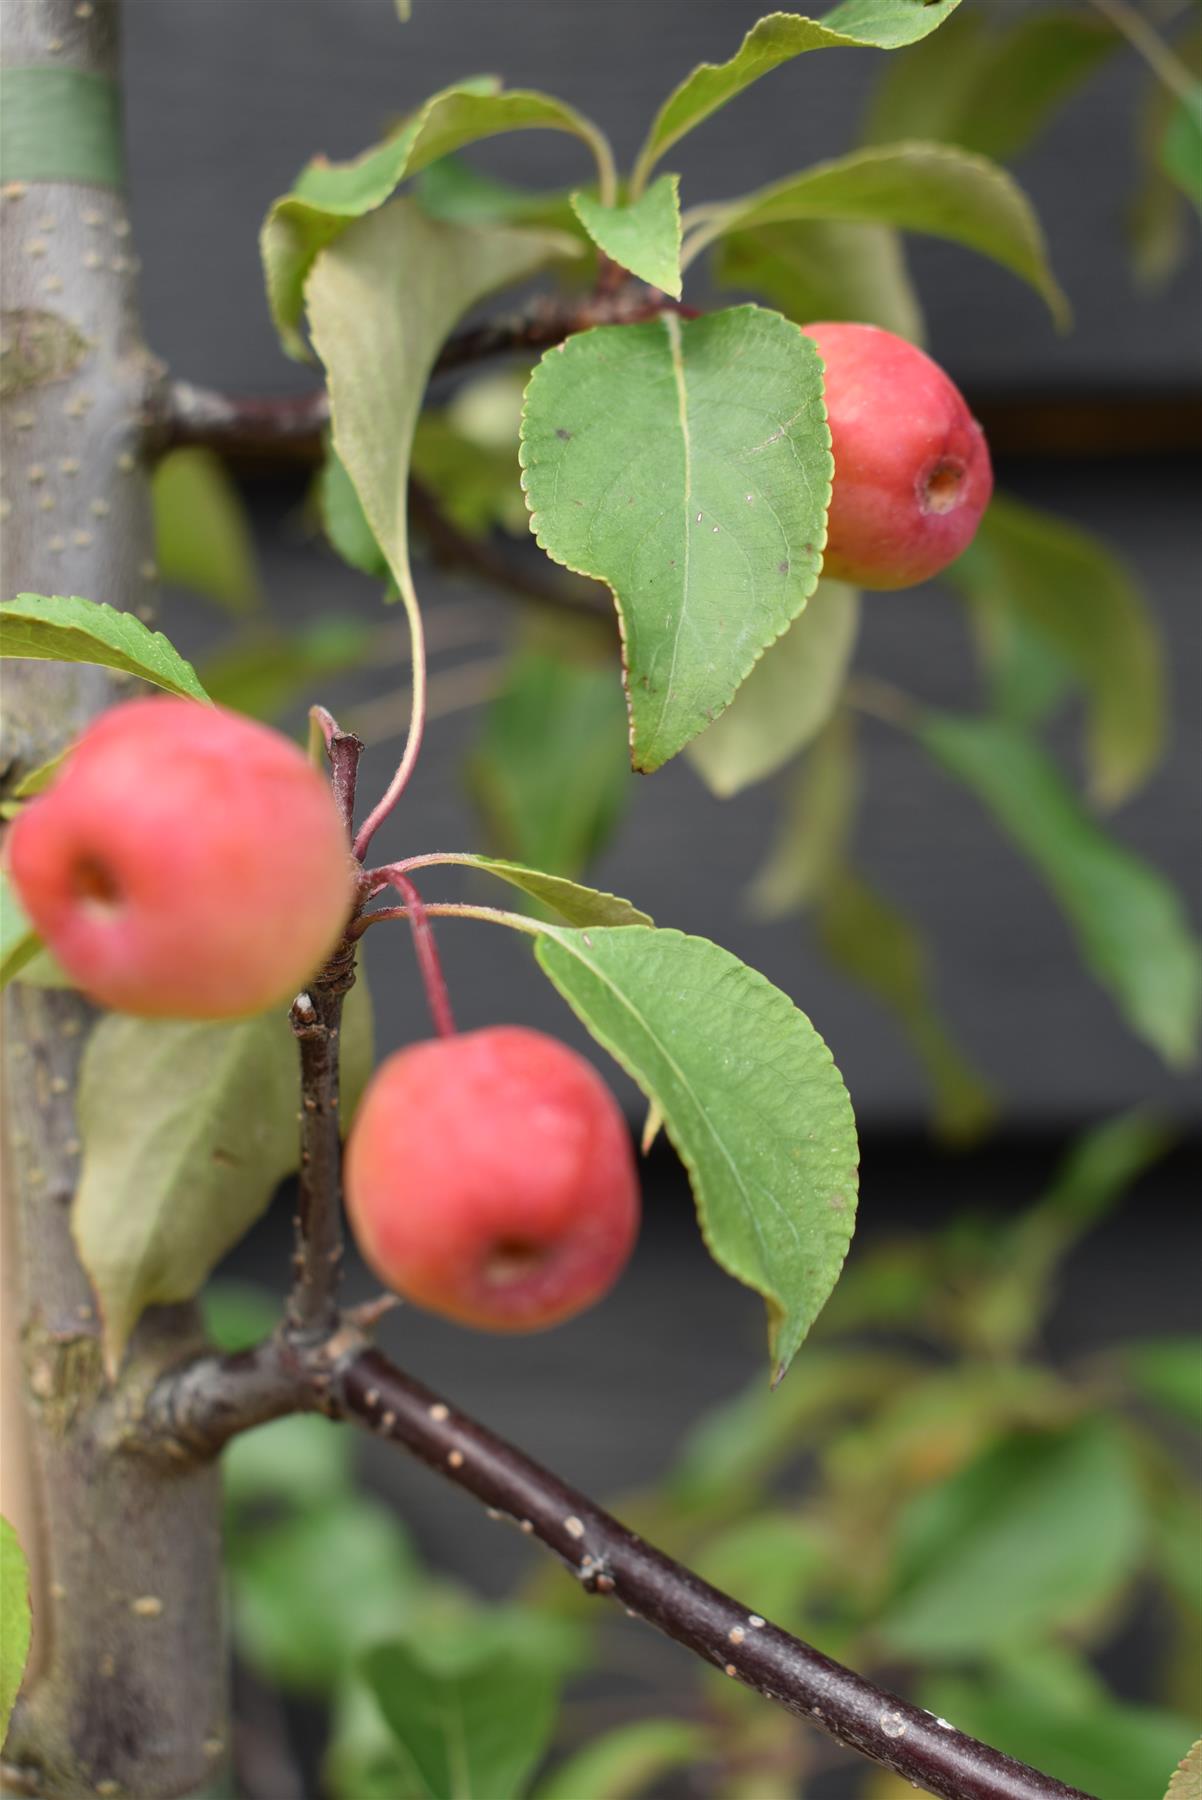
[649,311,692,764]
[544,930,789,1295]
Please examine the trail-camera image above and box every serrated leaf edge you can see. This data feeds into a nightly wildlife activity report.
[518,305,832,773]
[534,923,857,1377]
[569,174,684,298]
[0,594,212,702]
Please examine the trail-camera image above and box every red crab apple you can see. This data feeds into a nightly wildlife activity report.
[802,321,993,590]
[345,1026,640,1331]
[6,696,354,1019]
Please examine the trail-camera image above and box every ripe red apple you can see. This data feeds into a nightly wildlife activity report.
[801,321,993,590]
[345,1026,640,1331]
[7,697,354,1019]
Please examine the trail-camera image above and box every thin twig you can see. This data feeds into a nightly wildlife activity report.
[374,868,457,1039]
[147,1340,1095,1800]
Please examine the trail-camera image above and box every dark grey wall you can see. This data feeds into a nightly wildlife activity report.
[127,0,1201,1129]
[124,0,1202,393]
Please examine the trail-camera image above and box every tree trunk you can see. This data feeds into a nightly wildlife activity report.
[1,3,227,1793]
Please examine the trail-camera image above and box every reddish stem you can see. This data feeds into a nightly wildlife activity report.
[371,868,456,1040]
[309,706,364,837]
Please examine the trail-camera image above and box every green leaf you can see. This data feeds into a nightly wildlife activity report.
[747,714,859,920]
[73,975,373,1375]
[0,870,42,989]
[687,579,858,797]
[880,1419,1144,1658]
[862,9,1115,164]
[411,410,528,541]
[922,1666,1197,1800]
[818,867,997,1145]
[411,854,650,928]
[1027,1110,1172,1247]
[533,925,858,1378]
[1160,88,1202,213]
[327,1677,425,1800]
[466,644,631,880]
[1129,30,1202,289]
[1166,1738,1202,1800]
[0,593,211,701]
[715,219,924,341]
[306,199,574,657]
[664,1347,907,1518]
[695,1514,826,1629]
[224,1414,354,1522]
[0,1517,32,1744]
[918,713,1202,1067]
[535,1720,711,1800]
[684,143,1066,324]
[952,492,1166,807]
[319,444,390,577]
[201,1279,279,1353]
[364,1636,560,1800]
[262,80,608,358]
[1147,1467,1202,1618]
[151,447,262,614]
[233,1498,421,1693]
[4,744,71,804]
[1125,1338,1202,1431]
[415,155,577,233]
[571,175,682,295]
[521,306,832,773]
[630,1,965,193]
[199,617,376,723]
[967,1111,1172,1354]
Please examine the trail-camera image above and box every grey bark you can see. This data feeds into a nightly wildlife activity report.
[2,3,227,1793]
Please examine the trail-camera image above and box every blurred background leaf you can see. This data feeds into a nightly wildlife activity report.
[152,446,263,613]
[879,1418,1144,1659]
[466,638,630,881]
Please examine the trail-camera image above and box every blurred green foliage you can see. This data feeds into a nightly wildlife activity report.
[208,1116,1200,1797]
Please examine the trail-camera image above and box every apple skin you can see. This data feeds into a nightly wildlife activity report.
[345,1026,640,1332]
[802,321,993,591]
[7,697,355,1019]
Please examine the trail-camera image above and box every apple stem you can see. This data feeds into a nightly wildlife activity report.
[376,868,457,1039]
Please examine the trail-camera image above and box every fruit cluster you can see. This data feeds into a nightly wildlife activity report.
[5,327,988,1335]
[7,698,640,1333]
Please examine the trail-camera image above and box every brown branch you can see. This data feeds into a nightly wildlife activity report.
[140,810,1099,1800]
[155,282,694,462]
[147,1338,1095,1800]
[284,938,359,1336]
